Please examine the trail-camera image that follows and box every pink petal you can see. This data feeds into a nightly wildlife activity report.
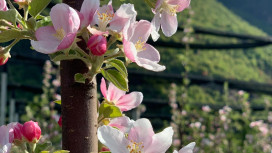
[178,142,195,153]
[80,0,100,27]
[50,4,80,34]
[128,119,154,147]
[137,44,160,62]
[57,32,77,50]
[109,3,137,33]
[168,0,191,12]
[0,125,10,147]
[145,127,173,153]
[115,92,143,112]
[107,83,126,102]
[129,20,151,44]
[0,0,8,11]
[100,78,107,98]
[35,26,58,41]
[151,13,161,41]
[161,11,178,37]
[136,57,166,72]
[97,126,129,153]
[93,1,114,25]
[31,40,60,54]
[123,39,137,62]
[155,0,164,10]
[109,116,134,133]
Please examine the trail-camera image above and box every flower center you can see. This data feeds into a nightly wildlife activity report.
[161,2,178,16]
[135,38,146,51]
[97,10,114,31]
[53,28,66,40]
[127,140,144,153]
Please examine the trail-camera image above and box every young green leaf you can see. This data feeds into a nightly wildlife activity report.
[53,100,61,105]
[108,59,128,77]
[101,69,128,91]
[29,0,52,18]
[0,30,22,43]
[74,73,86,84]
[53,151,70,153]
[34,142,52,153]
[99,103,122,119]
[0,9,18,25]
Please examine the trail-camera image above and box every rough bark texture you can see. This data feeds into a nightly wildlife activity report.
[61,0,98,152]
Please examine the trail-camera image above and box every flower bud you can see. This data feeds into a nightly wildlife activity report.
[22,121,41,143]
[13,123,23,141]
[87,35,107,56]
[0,51,10,66]
[58,116,62,127]
[0,0,8,11]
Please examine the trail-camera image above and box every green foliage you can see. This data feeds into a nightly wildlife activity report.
[74,73,86,84]
[0,9,18,25]
[29,0,52,18]
[107,59,128,78]
[101,69,128,91]
[99,103,122,119]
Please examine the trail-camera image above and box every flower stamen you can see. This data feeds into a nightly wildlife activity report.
[135,37,146,51]
[127,140,144,153]
[53,28,66,40]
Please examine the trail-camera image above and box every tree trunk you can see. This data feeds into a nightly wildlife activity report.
[61,0,98,152]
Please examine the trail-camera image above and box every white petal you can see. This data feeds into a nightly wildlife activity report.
[97,126,129,153]
[178,142,196,153]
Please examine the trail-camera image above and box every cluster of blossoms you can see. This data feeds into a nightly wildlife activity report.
[0,121,41,153]
[0,0,196,152]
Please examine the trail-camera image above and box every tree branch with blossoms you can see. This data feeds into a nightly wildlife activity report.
[0,0,195,152]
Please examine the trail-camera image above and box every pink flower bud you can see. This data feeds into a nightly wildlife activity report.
[13,123,23,141]
[0,51,10,66]
[87,35,107,56]
[58,116,62,127]
[22,121,41,143]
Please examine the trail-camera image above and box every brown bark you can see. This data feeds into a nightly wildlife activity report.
[61,0,98,152]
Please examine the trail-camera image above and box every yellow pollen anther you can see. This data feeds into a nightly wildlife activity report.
[162,2,178,16]
[53,28,66,40]
[97,10,114,23]
[135,38,146,51]
[127,140,144,153]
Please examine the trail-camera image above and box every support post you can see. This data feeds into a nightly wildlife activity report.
[0,65,8,125]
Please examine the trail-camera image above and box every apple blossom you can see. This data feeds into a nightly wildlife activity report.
[100,78,143,111]
[14,0,31,9]
[58,116,62,127]
[80,0,99,28]
[93,1,137,32]
[87,34,107,56]
[173,142,196,153]
[0,125,12,153]
[0,0,8,11]
[98,118,173,153]
[151,0,191,41]
[31,3,80,54]
[123,20,166,71]
[22,121,41,143]
[11,123,23,141]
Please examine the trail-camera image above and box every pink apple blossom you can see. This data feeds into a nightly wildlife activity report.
[0,125,13,153]
[58,116,62,127]
[0,0,8,11]
[100,78,143,111]
[98,118,173,153]
[31,3,80,54]
[80,0,99,28]
[202,105,211,112]
[151,0,191,41]
[173,142,195,153]
[87,34,107,56]
[12,123,23,141]
[93,1,137,32]
[123,20,166,71]
[22,121,41,143]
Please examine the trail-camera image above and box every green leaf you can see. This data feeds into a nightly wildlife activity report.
[99,103,122,119]
[29,0,52,18]
[34,142,52,153]
[0,9,18,25]
[0,30,22,43]
[74,73,86,84]
[53,100,61,105]
[108,59,128,77]
[53,150,70,153]
[26,17,36,30]
[36,16,52,29]
[51,55,78,62]
[101,69,128,91]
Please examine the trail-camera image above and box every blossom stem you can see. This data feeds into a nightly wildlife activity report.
[104,51,123,60]
[0,38,20,55]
